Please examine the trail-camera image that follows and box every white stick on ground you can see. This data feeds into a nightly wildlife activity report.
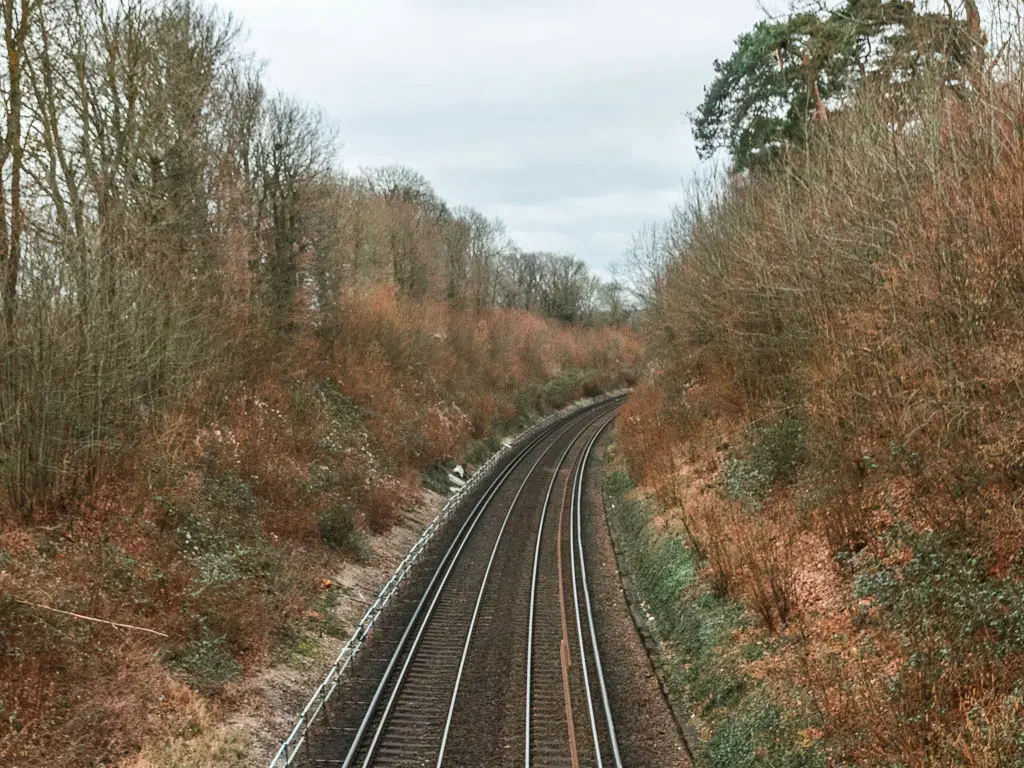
[14,599,169,638]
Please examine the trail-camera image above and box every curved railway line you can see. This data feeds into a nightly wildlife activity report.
[298,399,643,767]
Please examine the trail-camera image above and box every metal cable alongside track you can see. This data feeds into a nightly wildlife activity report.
[525,412,621,768]
[569,415,623,768]
[300,398,624,767]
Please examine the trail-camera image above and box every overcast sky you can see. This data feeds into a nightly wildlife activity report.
[215,0,771,278]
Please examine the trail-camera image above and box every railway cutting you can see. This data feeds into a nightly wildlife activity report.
[286,401,686,767]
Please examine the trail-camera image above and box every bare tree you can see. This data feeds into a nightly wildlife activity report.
[612,221,671,311]
[496,250,544,311]
[594,280,630,326]
[358,165,450,299]
[255,96,335,324]
[0,0,38,331]
[453,207,508,311]
[539,253,592,323]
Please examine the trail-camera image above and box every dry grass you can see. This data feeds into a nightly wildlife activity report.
[0,292,639,768]
[622,23,1024,764]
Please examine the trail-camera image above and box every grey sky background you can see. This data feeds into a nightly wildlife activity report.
[215,0,771,279]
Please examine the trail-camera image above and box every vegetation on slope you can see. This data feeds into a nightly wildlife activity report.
[604,457,824,768]
[619,1,1024,764]
[0,1,640,765]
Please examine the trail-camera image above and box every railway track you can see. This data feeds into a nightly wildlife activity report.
[303,400,624,767]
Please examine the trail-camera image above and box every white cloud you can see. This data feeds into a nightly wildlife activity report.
[218,0,769,273]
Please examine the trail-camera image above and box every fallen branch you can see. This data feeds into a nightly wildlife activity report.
[339,592,372,606]
[14,600,169,638]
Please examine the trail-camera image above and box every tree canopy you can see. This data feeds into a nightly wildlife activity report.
[692,0,981,171]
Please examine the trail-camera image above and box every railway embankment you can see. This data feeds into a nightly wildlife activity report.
[601,438,825,768]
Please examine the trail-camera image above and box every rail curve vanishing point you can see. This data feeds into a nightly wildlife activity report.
[283,397,627,767]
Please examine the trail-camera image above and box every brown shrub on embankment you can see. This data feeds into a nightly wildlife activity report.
[0,292,638,767]
[621,47,1024,766]
[0,1,640,762]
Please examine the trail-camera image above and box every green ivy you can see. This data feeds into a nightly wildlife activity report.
[721,415,807,510]
[604,464,824,767]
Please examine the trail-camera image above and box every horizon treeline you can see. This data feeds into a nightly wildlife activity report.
[0,0,627,512]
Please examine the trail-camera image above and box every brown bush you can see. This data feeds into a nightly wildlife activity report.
[623,19,1024,763]
[0,291,639,768]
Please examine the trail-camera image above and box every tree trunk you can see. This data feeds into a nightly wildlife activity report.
[1,0,32,332]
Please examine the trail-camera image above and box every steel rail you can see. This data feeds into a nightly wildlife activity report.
[343,399,621,768]
[433,407,617,767]
[572,413,624,768]
[271,394,621,768]
[567,429,606,768]
[343,417,576,768]
[523,411,608,767]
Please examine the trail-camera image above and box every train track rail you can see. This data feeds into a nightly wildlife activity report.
[526,412,621,768]
[302,400,623,767]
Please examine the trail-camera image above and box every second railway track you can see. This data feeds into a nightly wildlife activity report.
[303,400,625,767]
